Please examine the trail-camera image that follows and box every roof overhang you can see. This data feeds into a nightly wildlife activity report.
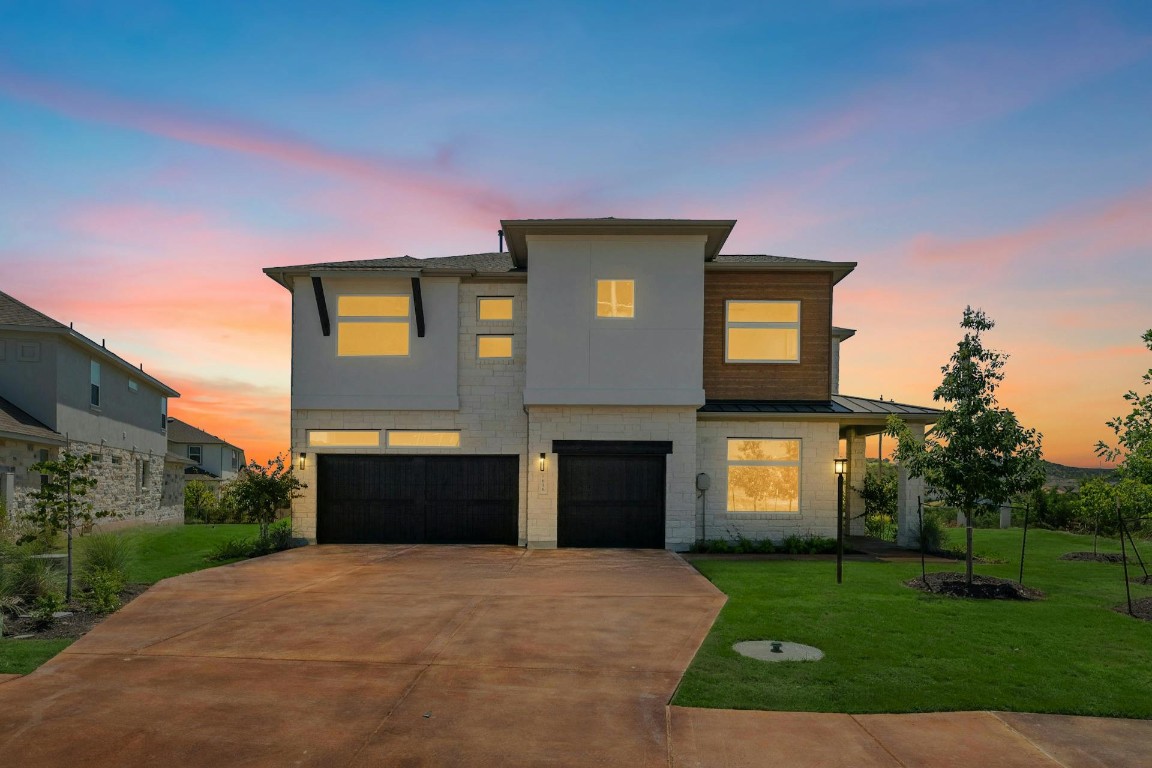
[0,429,66,446]
[500,218,737,268]
[704,260,858,285]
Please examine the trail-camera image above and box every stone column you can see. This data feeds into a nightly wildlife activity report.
[896,422,926,548]
[844,429,868,536]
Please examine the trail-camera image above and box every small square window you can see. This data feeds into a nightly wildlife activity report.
[17,342,40,362]
[478,297,514,321]
[477,335,513,359]
[596,280,634,318]
[128,379,139,393]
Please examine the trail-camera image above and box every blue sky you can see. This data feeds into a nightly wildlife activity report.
[1,0,1150,462]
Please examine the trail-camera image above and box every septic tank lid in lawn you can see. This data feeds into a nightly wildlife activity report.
[734,640,824,662]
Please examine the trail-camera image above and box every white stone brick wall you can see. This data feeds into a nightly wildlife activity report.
[527,405,698,550]
[291,281,529,543]
[696,419,841,542]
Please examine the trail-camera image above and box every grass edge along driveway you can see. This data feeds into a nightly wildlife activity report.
[674,528,1152,718]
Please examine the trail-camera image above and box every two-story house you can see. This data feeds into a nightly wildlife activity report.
[264,218,939,550]
[166,417,247,482]
[0,290,187,526]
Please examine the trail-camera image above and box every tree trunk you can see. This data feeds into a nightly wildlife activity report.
[965,506,974,589]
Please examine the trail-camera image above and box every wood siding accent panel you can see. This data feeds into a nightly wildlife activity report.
[703,271,832,401]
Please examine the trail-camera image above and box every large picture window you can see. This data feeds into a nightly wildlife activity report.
[725,300,800,362]
[726,438,800,513]
[337,295,410,357]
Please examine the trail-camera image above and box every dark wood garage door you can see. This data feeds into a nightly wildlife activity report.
[316,455,518,545]
[557,453,666,549]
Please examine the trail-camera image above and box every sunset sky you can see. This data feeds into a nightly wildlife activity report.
[1,1,1149,466]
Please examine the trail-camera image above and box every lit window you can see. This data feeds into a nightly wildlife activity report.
[386,431,461,448]
[307,430,381,447]
[337,295,410,356]
[596,280,634,318]
[726,438,801,513]
[725,301,800,362]
[90,361,101,407]
[477,335,513,359]
[188,445,202,464]
[478,297,514,321]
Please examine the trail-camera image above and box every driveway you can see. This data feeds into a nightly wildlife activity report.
[0,545,725,767]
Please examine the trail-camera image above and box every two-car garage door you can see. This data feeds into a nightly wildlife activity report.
[317,455,518,545]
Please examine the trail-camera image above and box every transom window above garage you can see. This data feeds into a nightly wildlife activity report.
[726,438,800,513]
[386,430,461,448]
[725,300,800,362]
[308,430,381,447]
[336,295,410,357]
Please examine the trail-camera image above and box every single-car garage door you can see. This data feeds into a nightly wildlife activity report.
[557,442,668,549]
[316,454,519,545]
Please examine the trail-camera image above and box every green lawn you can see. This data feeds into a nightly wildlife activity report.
[1,524,259,675]
[674,528,1152,718]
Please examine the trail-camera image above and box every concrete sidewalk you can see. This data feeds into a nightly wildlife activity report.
[1,545,1147,767]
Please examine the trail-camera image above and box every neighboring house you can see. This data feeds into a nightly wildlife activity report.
[264,218,940,550]
[0,290,186,526]
[166,417,246,482]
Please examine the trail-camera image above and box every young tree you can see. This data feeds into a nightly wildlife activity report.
[1096,330,1152,486]
[183,480,217,524]
[26,450,114,602]
[228,454,306,541]
[857,461,898,540]
[887,307,1044,588]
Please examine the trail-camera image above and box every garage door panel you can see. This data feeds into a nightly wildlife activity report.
[558,454,665,549]
[317,455,518,545]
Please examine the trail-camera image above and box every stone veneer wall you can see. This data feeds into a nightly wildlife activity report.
[0,437,179,527]
[291,282,529,543]
[696,419,841,542]
[527,406,698,550]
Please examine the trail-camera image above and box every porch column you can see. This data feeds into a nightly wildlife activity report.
[896,422,926,548]
[844,428,867,536]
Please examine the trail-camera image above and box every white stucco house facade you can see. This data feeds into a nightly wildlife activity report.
[264,219,939,551]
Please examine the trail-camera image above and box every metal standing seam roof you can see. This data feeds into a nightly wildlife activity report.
[699,395,941,418]
[0,395,64,443]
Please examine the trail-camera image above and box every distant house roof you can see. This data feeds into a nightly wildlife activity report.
[166,417,243,451]
[0,395,65,444]
[0,291,180,398]
[699,395,941,423]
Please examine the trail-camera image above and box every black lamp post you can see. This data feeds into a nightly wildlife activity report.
[835,457,847,584]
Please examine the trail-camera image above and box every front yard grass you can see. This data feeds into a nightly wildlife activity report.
[0,524,259,675]
[674,528,1152,718]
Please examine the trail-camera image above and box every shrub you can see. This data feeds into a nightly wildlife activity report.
[206,536,256,562]
[31,593,64,628]
[83,568,124,614]
[3,551,64,603]
[78,533,133,588]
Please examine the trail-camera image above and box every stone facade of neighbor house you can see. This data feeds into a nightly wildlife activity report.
[265,218,941,551]
[0,291,183,528]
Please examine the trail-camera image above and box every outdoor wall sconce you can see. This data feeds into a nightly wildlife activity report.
[298,452,307,471]
[539,453,546,471]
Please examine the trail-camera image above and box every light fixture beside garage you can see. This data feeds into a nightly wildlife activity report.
[539,453,546,471]
[299,452,306,470]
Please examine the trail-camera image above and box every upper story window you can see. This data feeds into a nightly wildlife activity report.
[725,301,800,363]
[231,450,239,471]
[596,280,634,318]
[89,361,101,407]
[726,438,801,513]
[161,399,168,432]
[477,335,513,359]
[478,297,514,321]
[128,379,138,393]
[188,445,202,464]
[337,295,410,357]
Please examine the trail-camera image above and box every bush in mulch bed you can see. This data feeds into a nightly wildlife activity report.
[1129,574,1152,586]
[1059,552,1126,563]
[2,583,149,641]
[905,572,1045,600]
[1114,597,1152,622]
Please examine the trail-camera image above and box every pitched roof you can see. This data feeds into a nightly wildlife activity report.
[165,417,241,449]
[0,395,64,444]
[0,291,180,398]
[268,252,517,274]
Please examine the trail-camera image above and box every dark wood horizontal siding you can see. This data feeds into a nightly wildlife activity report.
[703,271,832,401]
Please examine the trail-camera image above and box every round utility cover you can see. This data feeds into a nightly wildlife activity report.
[733,640,824,662]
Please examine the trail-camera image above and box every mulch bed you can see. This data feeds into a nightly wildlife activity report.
[905,572,1045,600]
[1059,552,1127,563]
[1114,597,1152,622]
[2,583,149,641]
[1129,574,1152,586]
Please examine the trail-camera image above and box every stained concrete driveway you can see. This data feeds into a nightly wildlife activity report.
[0,545,725,767]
